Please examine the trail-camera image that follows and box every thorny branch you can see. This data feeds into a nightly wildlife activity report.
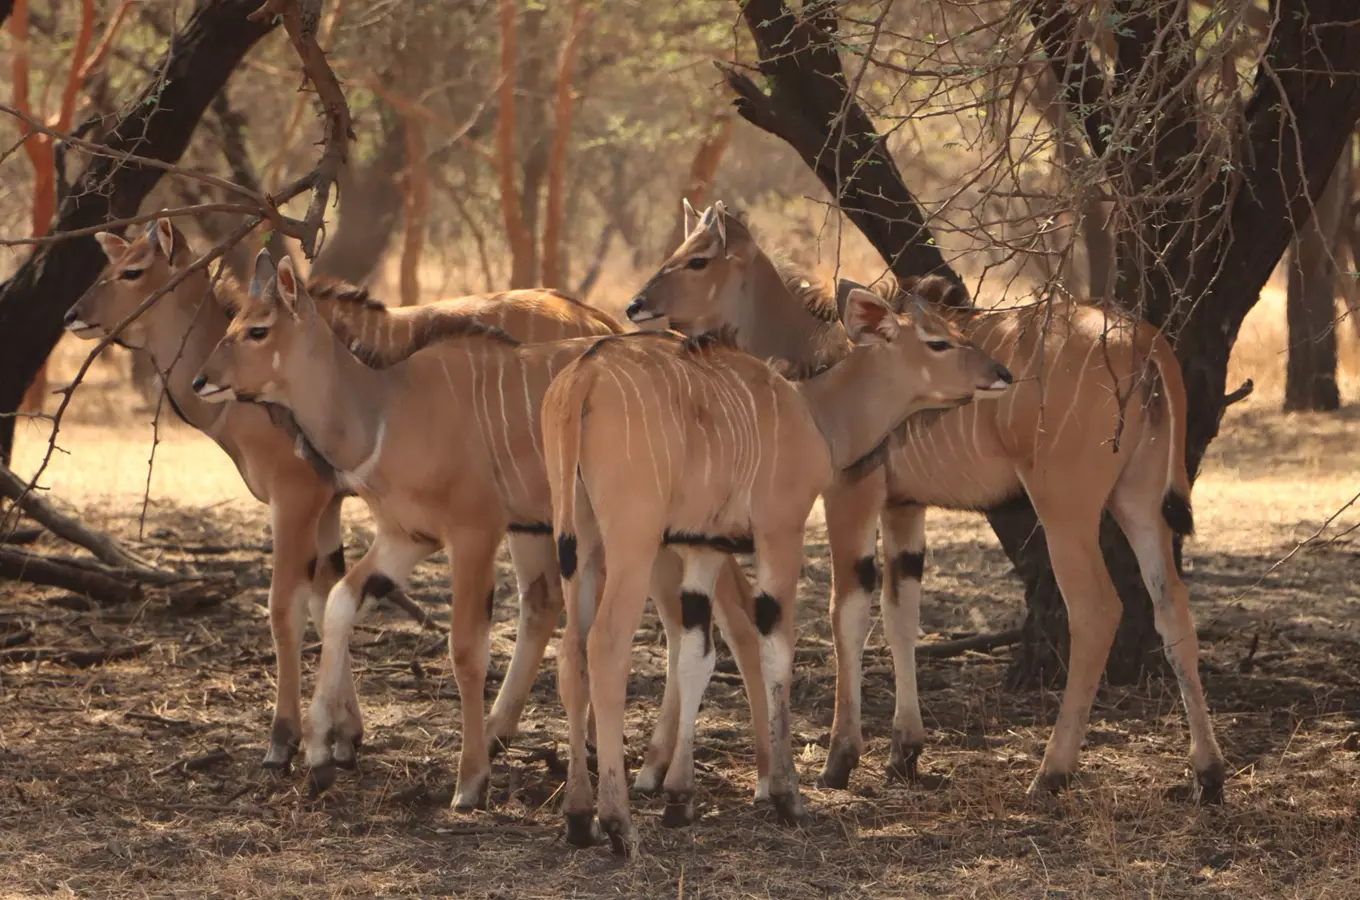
[247,0,354,258]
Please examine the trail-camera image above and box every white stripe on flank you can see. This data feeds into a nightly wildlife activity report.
[339,419,386,492]
[602,366,633,465]
[728,368,762,512]
[614,360,664,498]
[676,360,710,488]
[467,343,508,499]
[496,349,532,503]
[523,351,547,470]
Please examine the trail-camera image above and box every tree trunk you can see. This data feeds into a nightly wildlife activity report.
[541,0,588,291]
[1284,151,1348,411]
[0,0,275,464]
[494,0,538,289]
[308,114,405,284]
[398,115,427,307]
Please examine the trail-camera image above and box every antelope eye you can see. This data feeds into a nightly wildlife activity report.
[120,268,145,281]
[246,326,270,341]
[926,340,951,352]
[686,256,709,271]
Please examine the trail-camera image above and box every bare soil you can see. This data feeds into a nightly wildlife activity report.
[2,317,1360,898]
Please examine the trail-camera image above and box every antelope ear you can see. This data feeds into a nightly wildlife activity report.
[683,198,700,238]
[249,248,276,303]
[95,231,128,260]
[843,288,900,345]
[154,217,176,261]
[276,256,314,319]
[711,200,727,248]
[834,278,870,318]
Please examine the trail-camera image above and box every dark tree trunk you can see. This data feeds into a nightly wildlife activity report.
[0,0,275,465]
[1284,153,1348,411]
[308,114,406,285]
[728,0,1360,687]
[211,89,291,271]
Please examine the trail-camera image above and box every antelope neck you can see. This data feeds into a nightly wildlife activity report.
[729,253,851,371]
[145,272,234,433]
[284,322,389,477]
[795,346,921,473]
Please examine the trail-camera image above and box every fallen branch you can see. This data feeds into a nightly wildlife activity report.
[386,588,438,631]
[0,640,154,666]
[917,628,1023,659]
[248,0,354,258]
[0,546,141,603]
[1,463,166,573]
[2,526,41,545]
[1,628,34,649]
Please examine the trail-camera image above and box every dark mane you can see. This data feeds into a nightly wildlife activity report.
[307,276,390,312]
[680,326,740,355]
[341,314,520,369]
[841,408,950,481]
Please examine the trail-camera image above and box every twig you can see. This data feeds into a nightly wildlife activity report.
[386,588,438,631]
[0,628,34,649]
[0,546,141,603]
[1223,378,1254,407]
[0,203,261,246]
[152,747,231,777]
[0,640,153,666]
[2,526,41,545]
[916,628,1023,659]
[248,0,354,258]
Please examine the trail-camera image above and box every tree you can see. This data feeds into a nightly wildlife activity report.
[1284,151,1349,411]
[724,0,1360,684]
[0,0,277,464]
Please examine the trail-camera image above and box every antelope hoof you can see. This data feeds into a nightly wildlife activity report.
[487,734,511,761]
[564,811,600,849]
[819,743,859,790]
[452,774,490,813]
[661,790,696,828]
[261,742,298,774]
[1193,761,1227,806]
[307,762,337,798]
[599,816,636,858]
[769,790,806,826]
[631,765,666,798]
[886,745,922,784]
[1028,768,1078,796]
[332,737,360,771]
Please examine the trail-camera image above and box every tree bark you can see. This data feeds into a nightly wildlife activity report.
[1284,151,1348,411]
[398,115,427,307]
[495,0,538,289]
[541,0,588,290]
[307,113,405,284]
[0,0,276,464]
[730,0,1360,687]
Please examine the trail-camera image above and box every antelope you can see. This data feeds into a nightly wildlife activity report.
[194,250,773,809]
[543,289,1012,855]
[625,201,1228,802]
[63,218,618,777]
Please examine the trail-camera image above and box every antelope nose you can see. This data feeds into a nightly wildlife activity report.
[191,375,207,392]
[994,365,1013,385]
[625,298,646,321]
[63,307,80,326]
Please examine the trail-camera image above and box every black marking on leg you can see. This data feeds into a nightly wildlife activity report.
[680,589,713,655]
[887,744,922,784]
[306,556,318,580]
[507,521,552,535]
[1162,490,1194,536]
[819,742,860,790]
[327,547,346,576]
[981,492,1032,516]
[663,530,755,555]
[662,790,697,827]
[890,551,925,584]
[754,592,781,636]
[557,533,577,579]
[485,587,495,621]
[853,555,879,594]
[1194,760,1227,805]
[361,573,396,600]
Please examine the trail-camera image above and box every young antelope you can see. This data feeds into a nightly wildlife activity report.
[544,288,1012,855]
[626,201,1227,801]
[194,250,773,809]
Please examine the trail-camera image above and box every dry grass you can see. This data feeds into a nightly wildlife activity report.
[3,270,1360,898]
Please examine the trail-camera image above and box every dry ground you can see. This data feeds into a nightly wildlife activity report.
[2,289,1359,898]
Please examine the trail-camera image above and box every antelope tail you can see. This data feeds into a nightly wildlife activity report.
[544,364,596,580]
[1148,333,1194,536]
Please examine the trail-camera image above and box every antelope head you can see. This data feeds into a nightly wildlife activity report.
[65,218,186,348]
[838,280,1013,407]
[626,199,757,332]
[194,249,315,405]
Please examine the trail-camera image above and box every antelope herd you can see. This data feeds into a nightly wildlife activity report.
[59,202,1225,855]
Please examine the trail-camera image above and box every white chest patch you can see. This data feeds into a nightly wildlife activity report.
[337,419,386,492]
